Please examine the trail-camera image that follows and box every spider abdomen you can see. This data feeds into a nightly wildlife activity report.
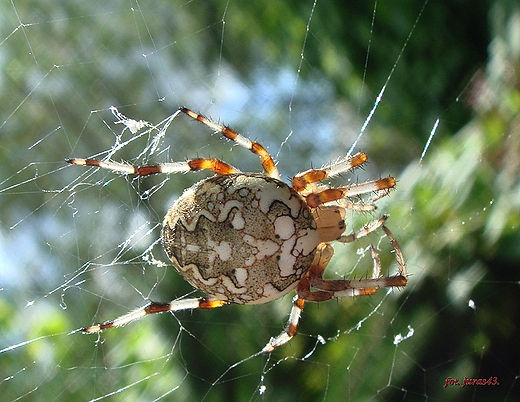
[162,173,320,304]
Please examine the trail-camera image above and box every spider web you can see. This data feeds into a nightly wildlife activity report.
[1,0,519,401]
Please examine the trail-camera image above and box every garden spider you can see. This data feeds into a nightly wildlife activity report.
[67,107,407,353]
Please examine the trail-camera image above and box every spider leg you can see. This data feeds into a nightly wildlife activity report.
[262,223,407,353]
[66,157,241,176]
[334,220,407,279]
[305,236,406,300]
[335,198,377,212]
[300,244,379,300]
[262,296,305,354]
[179,107,280,179]
[305,177,396,208]
[382,225,407,277]
[308,224,407,298]
[261,244,331,353]
[292,152,368,192]
[336,214,388,243]
[81,297,227,333]
[302,246,407,301]
[312,206,388,244]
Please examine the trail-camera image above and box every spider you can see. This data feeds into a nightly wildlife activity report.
[67,107,407,353]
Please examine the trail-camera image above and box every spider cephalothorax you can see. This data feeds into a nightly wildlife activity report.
[67,107,407,353]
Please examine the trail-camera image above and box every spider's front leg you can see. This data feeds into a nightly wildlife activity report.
[262,228,407,354]
[306,223,407,300]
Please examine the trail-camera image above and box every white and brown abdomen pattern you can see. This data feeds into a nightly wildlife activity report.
[162,174,320,304]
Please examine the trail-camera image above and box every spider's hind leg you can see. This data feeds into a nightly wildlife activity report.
[66,157,241,177]
[81,297,227,334]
